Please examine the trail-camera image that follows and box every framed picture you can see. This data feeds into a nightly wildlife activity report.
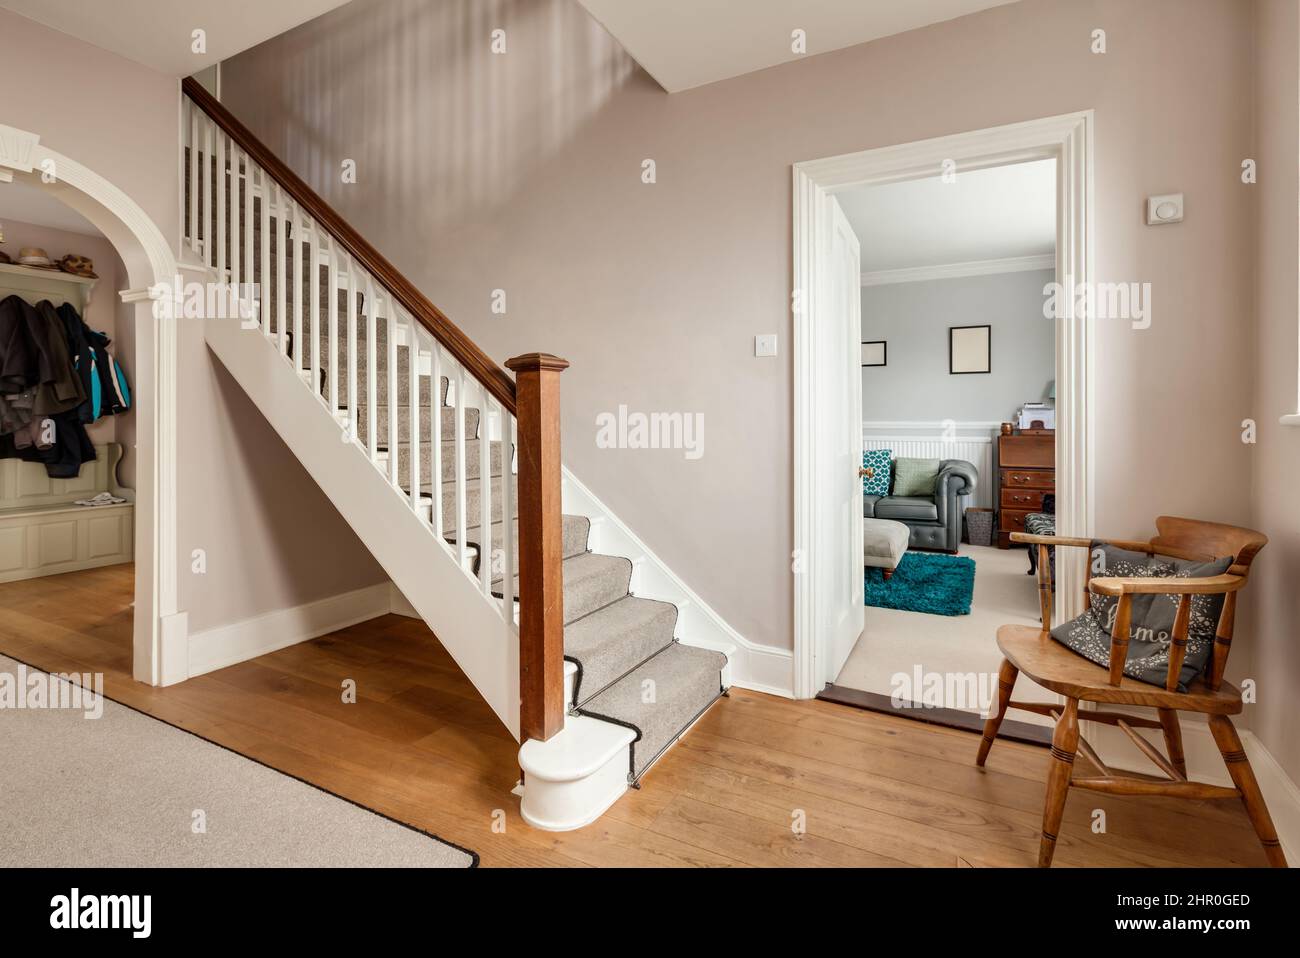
[949,325,991,374]
[861,341,887,367]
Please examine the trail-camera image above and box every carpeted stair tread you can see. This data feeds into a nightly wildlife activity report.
[494,552,632,626]
[359,404,481,447]
[579,643,727,779]
[566,596,678,706]
[386,438,504,485]
[459,514,590,577]
[428,474,517,533]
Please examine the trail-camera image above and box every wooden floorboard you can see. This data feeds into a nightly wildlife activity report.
[0,564,1268,868]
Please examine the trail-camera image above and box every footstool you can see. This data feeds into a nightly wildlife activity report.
[864,518,909,581]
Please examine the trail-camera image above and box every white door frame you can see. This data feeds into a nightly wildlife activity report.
[0,122,182,686]
[792,111,1096,699]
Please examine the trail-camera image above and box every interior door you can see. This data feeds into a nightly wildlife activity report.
[816,195,865,687]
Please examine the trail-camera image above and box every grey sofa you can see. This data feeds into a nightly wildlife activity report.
[863,459,978,554]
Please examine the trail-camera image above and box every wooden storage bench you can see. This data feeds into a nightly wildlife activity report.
[0,444,133,584]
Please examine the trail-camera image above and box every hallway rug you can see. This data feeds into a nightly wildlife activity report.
[866,552,976,617]
[0,655,476,867]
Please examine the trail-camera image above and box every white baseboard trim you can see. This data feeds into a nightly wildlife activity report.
[186,582,392,678]
[1089,715,1300,866]
[561,467,794,698]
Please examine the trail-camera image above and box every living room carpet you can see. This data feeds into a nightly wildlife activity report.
[0,655,476,867]
[866,552,976,616]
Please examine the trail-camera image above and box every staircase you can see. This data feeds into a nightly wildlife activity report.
[181,79,730,829]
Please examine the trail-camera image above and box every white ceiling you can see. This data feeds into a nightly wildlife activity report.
[0,178,102,237]
[0,0,352,76]
[576,0,1021,93]
[839,159,1057,275]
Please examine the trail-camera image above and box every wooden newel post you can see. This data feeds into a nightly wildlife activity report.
[505,352,569,742]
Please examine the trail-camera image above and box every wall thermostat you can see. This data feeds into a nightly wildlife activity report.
[1147,193,1184,225]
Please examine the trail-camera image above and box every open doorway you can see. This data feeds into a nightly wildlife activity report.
[1,180,137,583]
[826,158,1060,727]
[792,113,1095,730]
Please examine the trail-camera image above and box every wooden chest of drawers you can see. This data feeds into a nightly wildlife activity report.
[996,432,1055,548]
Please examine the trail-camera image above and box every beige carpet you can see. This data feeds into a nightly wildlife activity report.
[0,655,475,867]
[834,543,1058,722]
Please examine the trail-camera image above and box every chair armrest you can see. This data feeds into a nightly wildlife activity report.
[1088,574,1245,597]
[1010,532,1091,548]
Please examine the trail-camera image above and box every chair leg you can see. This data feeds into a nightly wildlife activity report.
[1209,715,1287,867]
[976,658,1018,767]
[1038,697,1079,868]
[1157,708,1187,778]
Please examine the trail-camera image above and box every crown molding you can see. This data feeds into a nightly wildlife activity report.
[860,253,1055,287]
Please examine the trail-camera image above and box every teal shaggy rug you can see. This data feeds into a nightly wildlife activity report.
[866,552,976,617]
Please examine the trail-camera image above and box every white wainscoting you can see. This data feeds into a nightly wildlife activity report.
[862,422,997,509]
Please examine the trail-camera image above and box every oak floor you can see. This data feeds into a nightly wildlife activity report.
[0,564,1268,867]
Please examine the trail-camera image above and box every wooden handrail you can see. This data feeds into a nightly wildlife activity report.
[181,76,517,413]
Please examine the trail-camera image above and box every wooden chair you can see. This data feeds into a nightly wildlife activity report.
[977,516,1285,867]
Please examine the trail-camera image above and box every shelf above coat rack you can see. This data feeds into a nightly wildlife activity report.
[0,260,97,313]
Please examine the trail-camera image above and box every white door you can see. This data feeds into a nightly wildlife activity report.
[815,196,865,688]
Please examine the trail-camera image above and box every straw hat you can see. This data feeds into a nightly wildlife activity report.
[16,247,58,269]
[58,255,98,279]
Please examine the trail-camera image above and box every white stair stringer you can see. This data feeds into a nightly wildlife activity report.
[204,318,521,739]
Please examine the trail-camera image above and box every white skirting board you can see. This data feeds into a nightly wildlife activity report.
[1088,714,1300,866]
[185,582,393,678]
[561,468,792,697]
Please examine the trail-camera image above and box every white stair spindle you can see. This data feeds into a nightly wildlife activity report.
[328,241,339,413]
[202,118,213,266]
[347,258,358,441]
[408,324,421,517]
[229,145,240,294]
[501,412,516,614]
[365,275,378,462]
[187,101,199,252]
[455,365,468,569]
[277,184,288,355]
[430,345,444,538]
[478,382,492,592]
[259,169,271,336]
[291,198,303,371]
[386,308,399,486]
[243,152,254,311]
[216,132,226,277]
[309,216,320,400]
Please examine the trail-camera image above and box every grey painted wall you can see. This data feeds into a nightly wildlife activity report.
[861,269,1055,424]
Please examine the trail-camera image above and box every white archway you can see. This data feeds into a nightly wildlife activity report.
[1,122,181,686]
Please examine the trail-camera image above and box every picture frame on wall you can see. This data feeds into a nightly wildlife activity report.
[949,324,991,375]
[861,341,887,367]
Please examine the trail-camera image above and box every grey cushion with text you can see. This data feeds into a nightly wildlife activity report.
[1049,541,1232,690]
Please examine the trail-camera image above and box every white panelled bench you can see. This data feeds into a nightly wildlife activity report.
[0,443,133,584]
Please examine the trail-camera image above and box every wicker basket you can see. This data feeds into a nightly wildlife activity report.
[965,507,994,547]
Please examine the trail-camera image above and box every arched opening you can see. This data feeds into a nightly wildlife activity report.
[0,124,179,686]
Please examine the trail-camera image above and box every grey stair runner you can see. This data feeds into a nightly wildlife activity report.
[250,213,726,783]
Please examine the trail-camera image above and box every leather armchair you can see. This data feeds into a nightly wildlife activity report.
[863,459,978,553]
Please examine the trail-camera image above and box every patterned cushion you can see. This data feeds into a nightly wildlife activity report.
[1024,512,1056,537]
[891,457,940,497]
[861,449,891,496]
[1050,541,1232,690]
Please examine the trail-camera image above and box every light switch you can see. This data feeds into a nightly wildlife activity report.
[1147,193,1184,225]
[755,334,778,357]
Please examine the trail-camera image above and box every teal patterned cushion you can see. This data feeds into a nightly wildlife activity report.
[891,457,940,497]
[1050,541,1232,690]
[862,449,891,496]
